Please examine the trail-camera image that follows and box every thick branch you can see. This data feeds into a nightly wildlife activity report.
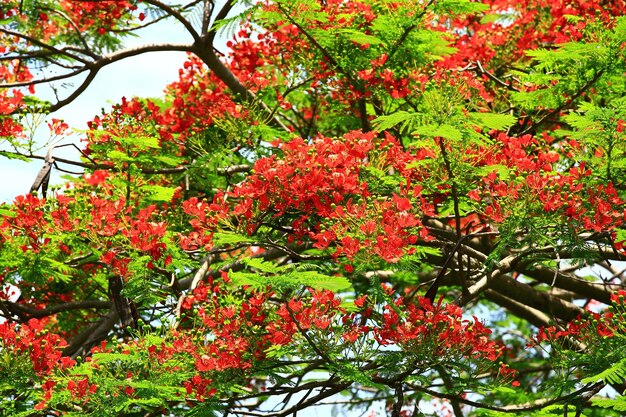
[273,2,370,131]
[1,67,90,89]
[488,274,584,322]
[194,46,251,99]
[9,300,111,319]
[274,380,351,417]
[47,68,99,112]
[6,43,193,113]
[386,0,434,61]
[484,289,551,328]
[470,60,520,92]
[63,308,119,358]
[409,381,603,413]
[194,46,290,131]
[176,245,304,290]
[8,150,251,176]
[521,264,618,304]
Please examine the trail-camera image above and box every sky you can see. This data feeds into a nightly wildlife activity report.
[1,0,255,203]
[0,15,192,202]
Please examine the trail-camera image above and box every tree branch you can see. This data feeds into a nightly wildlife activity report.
[521,67,606,135]
[63,308,119,358]
[408,381,603,413]
[0,28,89,63]
[484,289,551,328]
[206,0,235,42]
[8,300,111,319]
[489,274,584,322]
[142,0,202,43]
[521,264,618,304]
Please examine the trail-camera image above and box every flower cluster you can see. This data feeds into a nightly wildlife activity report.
[59,0,139,34]
[376,296,504,362]
[535,290,626,344]
[0,318,75,377]
[182,130,432,262]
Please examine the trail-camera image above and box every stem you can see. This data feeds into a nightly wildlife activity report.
[438,139,466,296]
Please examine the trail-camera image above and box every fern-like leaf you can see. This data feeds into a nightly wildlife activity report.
[581,358,626,385]
[468,112,516,131]
[591,396,626,412]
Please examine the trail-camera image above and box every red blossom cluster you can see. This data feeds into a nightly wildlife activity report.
[59,0,139,35]
[180,196,228,252]
[442,0,626,69]
[179,279,274,372]
[259,0,414,108]
[2,193,169,269]
[81,50,263,159]
[374,294,505,363]
[356,53,412,99]
[161,57,245,138]
[237,131,373,218]
[0,49,32,138]
[176,278,511,383]
[1,194,47,252]
[470,133,626,230]
[180,130,433,262]
[0,192,172,323]
[4,0,626,413]
[0,318,75,376]
[535,290,626,344]
[65,376,98,402]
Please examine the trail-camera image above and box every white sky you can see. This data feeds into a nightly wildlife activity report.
[0,17,193,202]
[1,0,254,203]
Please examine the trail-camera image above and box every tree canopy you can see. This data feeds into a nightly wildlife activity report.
[2,0,626,416]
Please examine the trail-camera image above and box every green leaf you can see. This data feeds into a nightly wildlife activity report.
[413,123,463,141]
[118,135,160,150]
[492,386,516,394]
[212,232,253,247]
[242,257,282,274]
[373,111,414,132]
[264,344,286,359]
[334,362,386,390]
[228,271,263,288]
[288,270,351,291]
[43,258,73,283]
[339,300,359,312]
[155,155,184,166]
[115,397,164,413]
[434,124,463,141]
[142,185,176,202]
[591,396,626,412]
[581,358,626,384]
[434,0,490,14]
[107,150,133,162]
[0,151,30,162]
[340,29,384,45]
[469,112,517,131]
[564,14,584,24]
[476,164,511,180]
[91,352,142,364]
[616,229,626,243]
[0,207,16,218]
[230,261,351,292]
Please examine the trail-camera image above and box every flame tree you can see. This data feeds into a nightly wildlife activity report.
[2,0,626,416]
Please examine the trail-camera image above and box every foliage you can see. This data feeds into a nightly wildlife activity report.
[2,0,626,416]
